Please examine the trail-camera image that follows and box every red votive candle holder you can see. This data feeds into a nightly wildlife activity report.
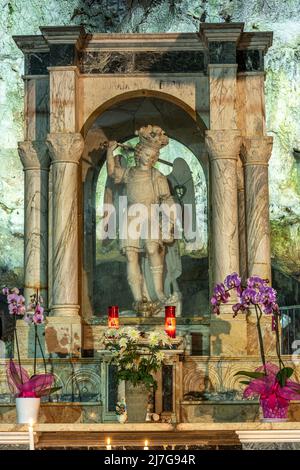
[108,305,119,329]
[165,306,176,338]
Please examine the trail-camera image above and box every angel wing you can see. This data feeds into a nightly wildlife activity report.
[166,157,197,246]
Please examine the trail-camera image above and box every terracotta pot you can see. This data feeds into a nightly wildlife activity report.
[16,397,40,424]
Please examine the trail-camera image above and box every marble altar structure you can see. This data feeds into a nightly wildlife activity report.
[1,22,297,425]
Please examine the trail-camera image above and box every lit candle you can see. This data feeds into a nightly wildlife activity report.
[28,419,34,451]
[108,306,119,329]
[106,437,112,450]
[144,439,149,450]
[165,306,176,338]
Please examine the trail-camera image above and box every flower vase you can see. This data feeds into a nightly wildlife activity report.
[260,398,289,422]
[16,397,40,424]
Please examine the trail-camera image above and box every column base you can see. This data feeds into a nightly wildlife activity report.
[45,315,81,358]
[50,304,80,317]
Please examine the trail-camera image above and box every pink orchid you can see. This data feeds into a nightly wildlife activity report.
[243,363,300,408]
[6,360,54,398]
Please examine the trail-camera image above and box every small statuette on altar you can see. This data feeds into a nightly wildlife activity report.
[116,398,128,423]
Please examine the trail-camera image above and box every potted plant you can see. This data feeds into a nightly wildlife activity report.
[3,287,58,423]
[104,327,172,422]
[211,273,300,421]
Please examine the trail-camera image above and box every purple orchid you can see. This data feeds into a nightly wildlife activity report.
[247,276,268,288]
[224,272,241,289]
[33,305,44,324]
[241,287,260,306]
[211,295,221,315]
[213,283,230,303]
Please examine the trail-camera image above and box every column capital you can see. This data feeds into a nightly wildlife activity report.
[205,130,241,161]
[240,136,273,166]
[47,133,84,164]
[18,140,50,170]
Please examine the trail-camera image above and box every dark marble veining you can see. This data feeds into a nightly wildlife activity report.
[79,51,134,74]
[79,50,205,74]
[49,44,76,67]
[134,51,205,73]
[208,41,236,64]
[24,46,264,75]
[24,52,50,75]
[237,49,263,72]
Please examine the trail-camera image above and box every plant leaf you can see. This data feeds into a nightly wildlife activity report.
[35,386,62,398]
[234,371,266,379]
[276,367,294,387]
[239,380,251,385]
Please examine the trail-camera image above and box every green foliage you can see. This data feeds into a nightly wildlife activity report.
[234,370,266,379]
[276,367,294,387]
[104,327,172,391]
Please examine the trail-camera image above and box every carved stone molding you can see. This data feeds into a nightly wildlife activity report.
[240,136,273,166]
[205,130,241,161]
[18,140,50,170]
[47,133,84,164]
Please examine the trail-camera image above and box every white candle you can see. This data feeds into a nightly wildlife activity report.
[106,437,112,450]
[144,439,149,450]
[28,419,34,451]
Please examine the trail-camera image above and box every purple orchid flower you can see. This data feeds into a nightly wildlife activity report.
[33,305,44,324]
[247,276,268,288]
[213,283,230,303]
[224,272,241,289]
[241,287,259,305]
[259,286,277,304]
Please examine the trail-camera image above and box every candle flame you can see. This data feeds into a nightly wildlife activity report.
[144,440,148,446]
[106,437,111,445]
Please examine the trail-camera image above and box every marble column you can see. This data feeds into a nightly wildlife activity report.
[18,141,50,306]
[46,133,84,317]
[205,130,241,285]
[241,136,273,281]
[237,157,248,282]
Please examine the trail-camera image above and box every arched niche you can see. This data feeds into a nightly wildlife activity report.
[81,95,209,319]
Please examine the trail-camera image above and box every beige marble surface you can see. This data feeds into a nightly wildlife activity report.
[209,65,238,131]
[47,133,84,316]
[49,67,79,134]
[79,75,209,134]
[241,136,273,279]
[18,140,50,306]
[1,422,300,432]
[205,130,241,285]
